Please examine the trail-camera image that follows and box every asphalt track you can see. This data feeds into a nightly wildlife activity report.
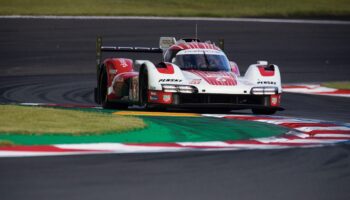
[0,18,350,200]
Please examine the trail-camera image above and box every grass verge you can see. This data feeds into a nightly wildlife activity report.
[0,0,349,19]
[0,140,14,147]
[322,81,350,90]
[0,105,146,135]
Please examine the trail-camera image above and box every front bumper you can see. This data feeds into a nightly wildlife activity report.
[148,92,283,110]
[161,103,284,111]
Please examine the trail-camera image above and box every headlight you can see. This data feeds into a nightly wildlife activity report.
[162,85,177,93]
[177,86,195,93]
[251,87,278,95]
[162,85,197,93]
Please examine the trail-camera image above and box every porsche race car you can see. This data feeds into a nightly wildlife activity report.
[94,37,283,114]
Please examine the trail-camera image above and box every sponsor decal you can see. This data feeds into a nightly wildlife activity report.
[149,91,159,101]
[189,79,201,84]
[159,79,183,83]
[216,76,228,82]
[119,59,128,68]
[163,94,172,102]
[177,49,222,55]
[109,69,117,74]
[271,97,277,105]
[270,94,280,107]
[147,91,173,104]
[150,96,158,101]
[176,42,221,51]
[189,70,237,86]
[257,81,277,85]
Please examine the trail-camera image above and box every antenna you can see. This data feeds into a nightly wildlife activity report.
[195,23,198,40]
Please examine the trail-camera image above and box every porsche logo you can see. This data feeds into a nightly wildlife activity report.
[216,76,229,82]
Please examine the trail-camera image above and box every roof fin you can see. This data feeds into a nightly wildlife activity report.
[159,37,176,50]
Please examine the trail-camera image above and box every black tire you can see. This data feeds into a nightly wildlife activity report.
[139,66,149,108]
[252,108,277,115]
[99,68,128,109]
[138,65,167,111]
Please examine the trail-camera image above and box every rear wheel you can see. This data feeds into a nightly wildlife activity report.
[252,108,277,115]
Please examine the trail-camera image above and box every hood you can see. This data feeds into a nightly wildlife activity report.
[183,70,237,86]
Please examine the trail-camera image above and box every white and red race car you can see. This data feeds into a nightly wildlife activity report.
[94,37,283,114]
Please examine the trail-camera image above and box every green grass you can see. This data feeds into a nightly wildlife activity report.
[0,140,14,146]
[322,81,350,90]
[0,0,349,18]
[0,105,146,135]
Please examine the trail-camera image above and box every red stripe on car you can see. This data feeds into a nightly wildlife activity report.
[258,66,275,76]
[189,70,237,86]
[157,63,175,74]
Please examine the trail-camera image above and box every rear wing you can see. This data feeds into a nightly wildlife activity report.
[96,36,225,69]
[96,36,163,69]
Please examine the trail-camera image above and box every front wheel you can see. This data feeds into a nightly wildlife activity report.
[252,108,277,115]
[139,66,149,108]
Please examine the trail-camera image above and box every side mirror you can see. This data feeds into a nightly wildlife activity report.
[229,61,240,76]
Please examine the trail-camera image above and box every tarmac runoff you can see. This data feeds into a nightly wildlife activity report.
[283,84,350,97]
[115,111,200,117]
[0,105,349,157]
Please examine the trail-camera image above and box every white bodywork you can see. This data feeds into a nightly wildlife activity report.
[97,36,283,113]
[136,49,282,96]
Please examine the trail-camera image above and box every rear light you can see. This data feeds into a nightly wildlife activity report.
[251,87,278,95]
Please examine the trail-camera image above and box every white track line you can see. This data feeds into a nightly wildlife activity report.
[295,126,350,132]
[1,15,350,25]
[282,84,350,98]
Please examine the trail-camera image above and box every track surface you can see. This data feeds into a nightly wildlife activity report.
[0,18,350,200]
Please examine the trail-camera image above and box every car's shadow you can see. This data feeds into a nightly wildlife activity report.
[125,105,252,115]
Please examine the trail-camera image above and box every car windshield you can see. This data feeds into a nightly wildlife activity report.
[174,52,231,71]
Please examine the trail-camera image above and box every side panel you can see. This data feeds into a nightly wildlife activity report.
[229,61,240,76]
[104,58,134,100]
[244,63,282,93]
[137,61,185,105]
[144,61,185,91]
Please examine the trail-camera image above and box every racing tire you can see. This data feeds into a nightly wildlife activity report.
[139,65,167,111]
[99,68,128,110]
[252,108,277,115]
[139,66,149,108]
